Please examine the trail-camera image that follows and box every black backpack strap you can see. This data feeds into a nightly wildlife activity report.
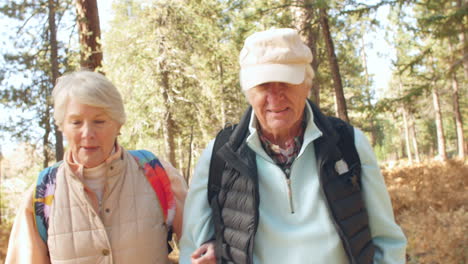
[208,124,237,204]
[328,117,362,189]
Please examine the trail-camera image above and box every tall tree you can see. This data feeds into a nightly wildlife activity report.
[158,57,177,166]
[360,33,378,146]
[409,114,421,163]
[398,77,413,162]
[104,0,244,176]
[448,42,465,159]
[429,57,448,161]
[0,0,75,166]
[293,0,322,107]
[319,7,349,122]
[458,0,468,79]
[450,71,465,159]
[76,0,102,70]
[48,0,64,161]
[383,1,467,161]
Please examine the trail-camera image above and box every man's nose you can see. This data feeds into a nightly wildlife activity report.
[267,83,286,101]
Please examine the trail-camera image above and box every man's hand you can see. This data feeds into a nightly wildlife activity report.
[191,242,216,264]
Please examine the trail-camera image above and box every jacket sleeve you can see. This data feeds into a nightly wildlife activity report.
[354,128,407,264]
[159,159,188,240]
[5,185,51,264]
[178,140,216,264]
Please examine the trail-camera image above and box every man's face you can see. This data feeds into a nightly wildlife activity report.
[246,81,310,140]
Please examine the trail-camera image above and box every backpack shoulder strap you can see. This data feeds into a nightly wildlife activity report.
[327,117,362,189]
[33,161,62,244]
[128,150,176,227]
[208,124,237,204]
[129,149,176,252]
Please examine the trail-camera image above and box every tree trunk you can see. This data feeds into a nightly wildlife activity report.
[76,0,103,70]
[361,34,377,146]
[319,8,349,122]
[402,107,413,164]
[159,62,177,166]
[398,122,405,160]
[409,114,420,163]
[42,107,51,168]
[449,40,466,159]
[48,0,63,161]
[295,1,321,107]
[432,81,447,160]
[460,31,468,79]
[397,78,412,162]
[42,0,55,167]
[451,72,465,159]
[457,0,468,79]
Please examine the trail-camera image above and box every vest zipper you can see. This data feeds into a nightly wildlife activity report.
[286,178,295,214]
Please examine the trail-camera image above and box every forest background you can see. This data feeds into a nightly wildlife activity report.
[0,0,467,263]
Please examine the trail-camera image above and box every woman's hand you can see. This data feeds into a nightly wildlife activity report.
[191,242,216,264]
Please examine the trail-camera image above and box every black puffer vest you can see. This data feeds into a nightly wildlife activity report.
[210,101,375,264]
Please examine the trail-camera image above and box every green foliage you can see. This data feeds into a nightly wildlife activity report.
[376,0,468,161]
[0,0,78,162]
[1,0,466,173]
[104,0,249,175]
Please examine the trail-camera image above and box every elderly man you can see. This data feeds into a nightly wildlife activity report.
[180,28,406,264]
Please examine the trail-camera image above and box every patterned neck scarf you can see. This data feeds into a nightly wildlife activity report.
[258,115,307,177]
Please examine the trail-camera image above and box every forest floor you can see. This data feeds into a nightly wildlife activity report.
[382,159,467,263]
[0,159,466,263]
[0,223,8,262]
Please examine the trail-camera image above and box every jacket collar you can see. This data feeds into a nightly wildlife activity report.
[64,143,125,181]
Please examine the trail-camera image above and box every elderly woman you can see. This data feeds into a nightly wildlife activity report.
[179,28,406,264]
[6,70,187,264]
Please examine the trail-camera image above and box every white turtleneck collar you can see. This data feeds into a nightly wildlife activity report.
[69,145,120,204]
[82,162,108,202]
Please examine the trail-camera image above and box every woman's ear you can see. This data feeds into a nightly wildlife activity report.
[117,124,122,136]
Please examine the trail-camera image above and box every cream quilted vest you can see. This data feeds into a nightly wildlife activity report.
[47,151,170,264]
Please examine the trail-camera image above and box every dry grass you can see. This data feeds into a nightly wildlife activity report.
[0,223,11,262]
[383,159,468,264]
[0,160,466,263]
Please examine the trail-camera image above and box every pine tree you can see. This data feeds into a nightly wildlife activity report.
[0,0,75,166]
[76,0,102,70]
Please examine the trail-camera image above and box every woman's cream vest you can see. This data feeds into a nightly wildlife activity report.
[46,150,170,264]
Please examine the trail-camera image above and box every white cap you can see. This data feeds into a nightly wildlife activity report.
[239,28,313,91]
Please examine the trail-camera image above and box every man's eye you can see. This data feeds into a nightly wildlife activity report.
[71,120,81,125]
[95,120,106,124]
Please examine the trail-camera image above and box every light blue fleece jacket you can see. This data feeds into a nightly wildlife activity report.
[179,103,406,263]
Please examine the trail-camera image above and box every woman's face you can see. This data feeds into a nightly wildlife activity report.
[246,81,310,140]
[62,99,121,168]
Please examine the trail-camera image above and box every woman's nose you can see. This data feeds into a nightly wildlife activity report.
[81,123,95,138]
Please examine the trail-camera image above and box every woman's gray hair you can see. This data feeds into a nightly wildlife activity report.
[52,70,126,130]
